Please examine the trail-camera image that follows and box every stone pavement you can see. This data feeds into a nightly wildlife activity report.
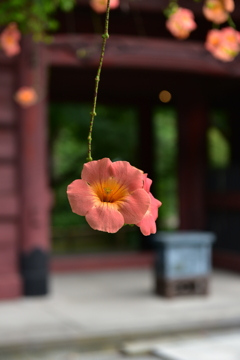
[3,348,156,360]
[3,329,240,360]
[152,329,240,360]
[0,268,240,358]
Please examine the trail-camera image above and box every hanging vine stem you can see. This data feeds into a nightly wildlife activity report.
[87,0,111,162]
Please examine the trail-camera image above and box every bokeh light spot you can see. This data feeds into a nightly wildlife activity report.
[159,90,172,103]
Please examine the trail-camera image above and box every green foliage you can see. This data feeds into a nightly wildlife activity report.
[208,127,230,168]
[0,0,75,41]
[208,109,230,169]
[163,1,179,18]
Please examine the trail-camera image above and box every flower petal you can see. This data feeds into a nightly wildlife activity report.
[142,174,152,193]
[67,179,95,216]
[137,211,157,236]
[166,7,196,39]
[111,161,144,192]
[90,0,119,13]
[86,203,124,233]
[81,158,113,185]
[118,188,150,224]
[150,193,162,220]
[225,0,234,12]
[1,23,21,57]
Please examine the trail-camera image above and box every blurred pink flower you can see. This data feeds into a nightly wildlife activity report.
[90,0,119,13]
[203,0,235,24]
[14,87,38,107]
[0,22,21,57]
[67,158,153,234]
[205,27,240,61]
[166,7,197,39]
[137,174,162,236]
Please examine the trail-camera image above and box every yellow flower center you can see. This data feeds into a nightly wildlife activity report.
[210,35,220,46]
[206,0,223,11]
[91,178,129,204]
[226,34,236,43]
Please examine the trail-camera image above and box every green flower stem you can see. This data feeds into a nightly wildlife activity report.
[228,15,236,29]
[87,0,111,162]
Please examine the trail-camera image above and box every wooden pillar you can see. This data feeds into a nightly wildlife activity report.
[229,100,240,166]
[177,89,208,230]
[138,102,155,249]
[18,38,50,296]
[138,102,154,180]
[0,62,23,299]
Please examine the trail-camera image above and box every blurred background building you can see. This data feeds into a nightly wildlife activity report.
[1,0,240,300]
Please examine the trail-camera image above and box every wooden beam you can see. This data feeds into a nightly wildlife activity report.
[46,35,240,78]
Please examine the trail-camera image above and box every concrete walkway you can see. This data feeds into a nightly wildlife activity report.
[0,268,240,355]
[152,329,240,360]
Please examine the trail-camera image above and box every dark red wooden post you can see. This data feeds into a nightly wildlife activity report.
[177,86,208,230]
[18,38,51,295]
[229,100,240,166]
[0,63,23,299]
[138,102,155,249]
[138,102,154,180]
